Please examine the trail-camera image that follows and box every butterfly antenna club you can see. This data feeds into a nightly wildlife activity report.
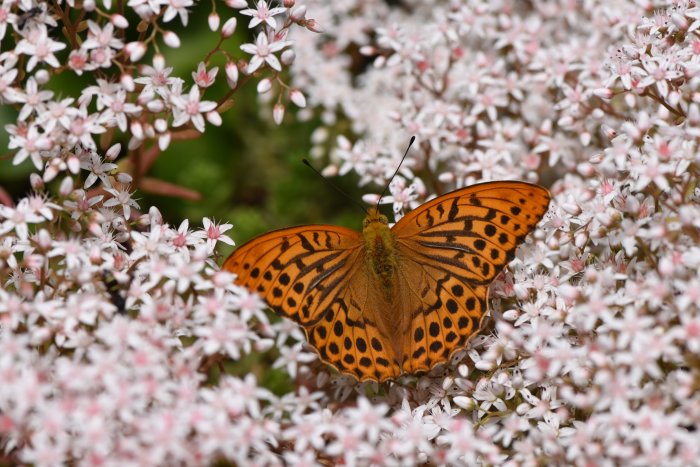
[302,158,369,215]
[377,136,416,210]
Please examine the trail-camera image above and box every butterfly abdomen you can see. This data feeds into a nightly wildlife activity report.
[362,208,397,298]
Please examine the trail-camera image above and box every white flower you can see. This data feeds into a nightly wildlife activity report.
[240,0,286,29]
[240,31,292,73]
[171,86,218,132]
[103,187,139,219]
[14,25,66,71]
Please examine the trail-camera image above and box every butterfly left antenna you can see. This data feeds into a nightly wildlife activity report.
[302,159,369,215]
[376,136,416,209]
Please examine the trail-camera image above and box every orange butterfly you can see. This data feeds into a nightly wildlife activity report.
[223,181,551,382]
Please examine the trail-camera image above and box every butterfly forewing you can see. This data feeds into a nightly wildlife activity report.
[392,181,551,373]
[222,225,402,381]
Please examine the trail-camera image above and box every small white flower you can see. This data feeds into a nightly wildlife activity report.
[171,86,218,132]
[240,32,292,73]
[240,0,286,29]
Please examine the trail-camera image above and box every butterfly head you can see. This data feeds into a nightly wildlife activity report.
[362,207,389,229]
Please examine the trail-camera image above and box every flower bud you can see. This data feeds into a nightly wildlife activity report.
[106,143,121,161]
[305,19,324,33]
[222,17,237,37]
[120,73,135,92]
[116,172,133,184]
[289,89,306,108]
[111,14,129,28]
[273,103,285,124]
[208,12,220,31]
[36,229,52,251]
[206,111,222,126]
[281,49,295,65]
[257,78,272,93]
[59,176,73,197]
[158,133,171,151]
[290,5,306,21]
[35,69,50,85]
[163,31,181,48]
[561,203,582,216]
[30,173,44,191]
[593,87,613,99]
[154,118,168,133]
[225,61,239,88]
[130,121,144,140]
[574,231,588,248]
[671,12,689,31]
[146,99,164,112]
[125,42,146,61]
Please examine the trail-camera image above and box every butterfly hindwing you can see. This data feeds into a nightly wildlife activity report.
[393,181,551,373]
[396,261,488,374]
[306,266,401,381]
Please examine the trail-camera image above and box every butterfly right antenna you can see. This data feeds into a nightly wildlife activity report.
[376,136,416,210]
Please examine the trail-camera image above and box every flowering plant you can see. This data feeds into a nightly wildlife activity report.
[2,0,700,465]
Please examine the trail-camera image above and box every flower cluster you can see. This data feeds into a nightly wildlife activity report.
[2,0,700,466]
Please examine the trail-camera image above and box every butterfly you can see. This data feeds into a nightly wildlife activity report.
[223,181,551,382]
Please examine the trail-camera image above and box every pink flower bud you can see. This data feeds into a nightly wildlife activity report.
[154,118,168,133]
[289,89,306,108]
[283,0,295,7]
[222,17,237,37]
[158,133,171,151]
[67,155,80,174]
[359,45,375,55]
[163,31,181,48]
[226,0,247,7]
[305,19,324,33]
[281,49,295,65]
[225,61,239,87]
[206,111,222,126]
[35,69,49,84]
[671,12,688,31]
[30,173,44,191]
[257,78,272,93]
[36,229,52,250]
[69,219,82,232]
[143,123,155,139]
[290,5,306,21]
[111,14,129,28]
[146,99,164,112]
[593,87,613,99]
[130,121,144,140]
[116,172,133,184]
[438,172,455,184]
[121,73,135,92]
[125,41,146,61]
[574,231,588,248]
[208,12,220,31]
[273,104,285,124]
[561,203,582,216]
[106,144,121,161]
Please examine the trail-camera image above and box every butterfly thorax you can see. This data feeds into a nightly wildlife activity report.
[362,207,397,300]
